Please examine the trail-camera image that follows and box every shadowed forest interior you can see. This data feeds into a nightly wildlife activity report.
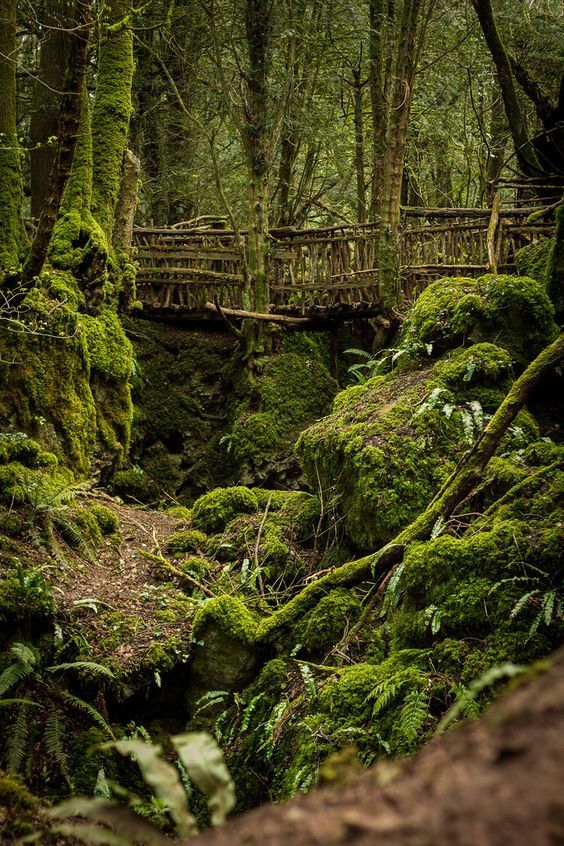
[0,0,563,843]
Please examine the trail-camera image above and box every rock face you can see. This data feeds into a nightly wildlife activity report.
[126,323,337,500]
[297,273,557,552]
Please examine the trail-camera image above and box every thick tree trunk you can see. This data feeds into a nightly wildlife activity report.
[29,0,71,219]
[91,0,135,238]
[0,0,23,272]
[471,0,540,177]
[257,332,564,642]
[22,0,92,285]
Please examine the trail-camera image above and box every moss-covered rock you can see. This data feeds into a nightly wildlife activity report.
[89,503,119,535]
[167,529,208,555]
[230,343,337,487]
[399,273,557,365]
[297,588,361,656]
[515,237,552,287]
[191,486,259,534]
[0,566,54,626]
[297,343,522,552]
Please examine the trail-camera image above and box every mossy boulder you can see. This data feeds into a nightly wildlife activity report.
[399,273,557,365]
[230,344,337,487]
[297,343,523,552]
[191,486,259,534]
[515,237,552,287]
[297,588,361,656]
[167,529,208,555]
[89,503,119,535]
[188,596,263,709]
[0,567,54,626]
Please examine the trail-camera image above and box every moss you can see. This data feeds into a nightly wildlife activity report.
[298,589,361,655]
[297,343,518,552]
[0,769,38,839]
[68,507,103,546]
[91,0,134,238]
[165,505,192,520]
[179,556,210,579]
[546,203,564,318]
[89,503,119,535]
[140,637,184,674]
[109,465,157,502]
[515,237,552,287]
[193,595,259,646]
[230,351,337,481]
[0,567,55,625]
[191,486,259,534]
[167,529,207,555]
[400,273,557,365]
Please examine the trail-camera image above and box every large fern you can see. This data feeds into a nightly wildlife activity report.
[58,690,115,739]
[5,704,30,773]
[45,705,71,784]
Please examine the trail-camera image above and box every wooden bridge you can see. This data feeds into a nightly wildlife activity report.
[133,206,555,322]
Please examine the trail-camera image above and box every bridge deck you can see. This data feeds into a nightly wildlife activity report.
[133,208,554,321]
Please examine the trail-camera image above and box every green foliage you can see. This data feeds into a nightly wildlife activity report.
[46,732,235,843]
[167,529,208,555]
[400,273,557,365]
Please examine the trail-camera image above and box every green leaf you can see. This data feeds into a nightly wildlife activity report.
[437,662,525,733]
[50,798,168,845]
[172,732,236,826]
[104,740,197,837]
[463,357,475,381]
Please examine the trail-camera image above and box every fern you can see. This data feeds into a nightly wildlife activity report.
[398,689,428,744]
[0,660,36,696]
[368,674,406,716]
[48,660,115,680]
[240,692,265,732]
[45,705,71,784]
[5,704,30,773]
[438,662,526,733]
[58,690,115,739]
[297,662,317,701]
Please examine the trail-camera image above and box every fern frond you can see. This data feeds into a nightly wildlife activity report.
[0,661,35,697]
[45,705,71,784]
[399,689,428,744]
[368,674,405,716]
[9,642,38,665]
[240,693,265,732]
[48,661,115,680]
[58,690,115,739]
[5,705,30,773]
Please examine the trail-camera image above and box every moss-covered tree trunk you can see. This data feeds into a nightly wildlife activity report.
[91,0,135,240]
[377,0,422,315]
[241,0,273,359]
[0,0,23,272]
[29,0,72,219]
[22,0,92,286]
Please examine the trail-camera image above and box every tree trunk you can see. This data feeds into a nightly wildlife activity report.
[242,0,273,356]
[22,0,92,285]
[0,0,23,272]
[471,0,540,177]
[91,0,135,239]
[257,332,564,642]
[377,0,422,314]
[29,0,71,219]
[112,148,141,252]
[352,63,367,224]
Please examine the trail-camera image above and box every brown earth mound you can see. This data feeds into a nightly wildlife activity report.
[192,648,564,846]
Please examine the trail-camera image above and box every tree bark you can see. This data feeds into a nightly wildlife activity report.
[257,332,564,642]
[22,0,92,285]
[377,0,422,314]
[29,0,72,219]
[352,62,367,224]
[112,148,141,252]
[471,0,540,177]
[0,0,23,272]
[91,0,135,239]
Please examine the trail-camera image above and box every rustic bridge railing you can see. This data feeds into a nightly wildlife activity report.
[133,207,554,319]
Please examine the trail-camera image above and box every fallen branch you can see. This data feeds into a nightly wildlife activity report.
[204,302,311,325]
[256,333,564,643]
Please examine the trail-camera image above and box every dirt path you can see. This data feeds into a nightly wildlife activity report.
[52,493,195,676]
[191,648,564,846]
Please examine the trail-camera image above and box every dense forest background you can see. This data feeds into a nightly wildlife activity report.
[0,0,562,844]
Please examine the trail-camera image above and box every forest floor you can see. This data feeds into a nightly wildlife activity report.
[18,492,193,677]
[190,648,564,846]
